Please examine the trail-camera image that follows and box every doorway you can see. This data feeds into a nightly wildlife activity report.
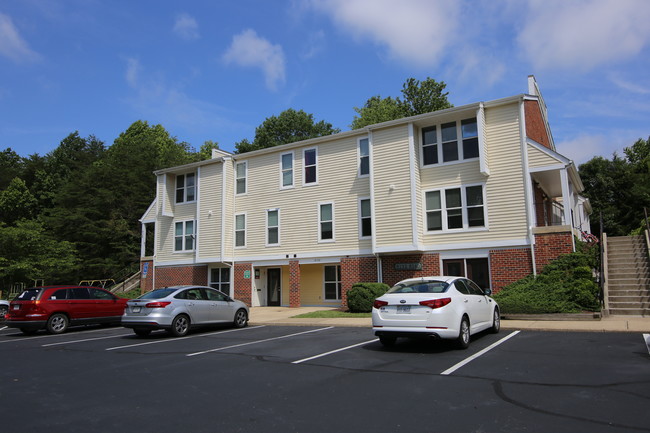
[267,268,281,306]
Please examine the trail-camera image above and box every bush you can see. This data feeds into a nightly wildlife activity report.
[347,282,390,313]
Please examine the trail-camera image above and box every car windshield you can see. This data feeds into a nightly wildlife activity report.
[15,288,43,301]
[138,288,177,300]
[386,281,449,294]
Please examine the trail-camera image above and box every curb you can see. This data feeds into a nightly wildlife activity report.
[502,313,601,321]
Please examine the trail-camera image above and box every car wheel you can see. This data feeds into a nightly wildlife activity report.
[0,305,8,318]
[133,328,152,337]
[46,313,69,334]
[170,314,190,337]
[20,328,38,336]
[490,308,500,334]
[379,335,396,347]
[455,316,470,350]
[233,309,248,328]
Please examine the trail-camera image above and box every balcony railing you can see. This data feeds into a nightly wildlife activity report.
[534,200,564,227]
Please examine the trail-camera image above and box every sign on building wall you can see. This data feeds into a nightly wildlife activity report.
[142,262,149,278]
[243,270,251,279]
[394,263,423,271]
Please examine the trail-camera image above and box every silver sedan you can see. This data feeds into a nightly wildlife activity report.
[122,285,249,337]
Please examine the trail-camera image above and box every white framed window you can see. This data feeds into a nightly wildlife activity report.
[324,265,342,301]
[358,137,369,177]
[303,148,317,185]
[235,213,246,248]
[280,152,294,189]
[319,202,334,242]
[210,267,231,294]
[174,220,195,251]
[235,161,247,195]
[359,197,372,238]
[422,117,479,166]
[267,208,280,246]
[175,173,196,203]
[425,184,486,232]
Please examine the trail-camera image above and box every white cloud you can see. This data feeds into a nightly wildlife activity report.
[222,29,286,91]
[517,0,650,71]
[125,57,141,88]
[173,13,200,40]
[307,0,460,67]
[0,13,40,63]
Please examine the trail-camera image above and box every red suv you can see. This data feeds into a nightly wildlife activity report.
[6,286,128,335]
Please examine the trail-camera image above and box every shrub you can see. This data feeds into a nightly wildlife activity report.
[347,282,390,313]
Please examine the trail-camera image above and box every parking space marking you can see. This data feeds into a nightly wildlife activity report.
[42,333,133,347]
[0,326,7,331]
[440,330,520,376]
[292,338,379,364]
[0,326,124,344]
[644,334,650,355]
[187,326,334,357]
[105,325,266,351]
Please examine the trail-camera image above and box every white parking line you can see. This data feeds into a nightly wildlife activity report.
[0,326,7,331]
[43,333,133,347]
[186,326,334,357]
[644,334,650,355]
[0,327,124,344]
[292,339,379,364]
[105,325,266,351]
[440,330,521,376]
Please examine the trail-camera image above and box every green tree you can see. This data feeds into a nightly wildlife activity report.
[199,140,220,160]
[45,132,105,187]
[235,109,340,153]
[0,178,38,225]
[0,148,25,190]
[351,77,453,129]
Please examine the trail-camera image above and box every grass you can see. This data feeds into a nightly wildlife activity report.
[291,310,372,319]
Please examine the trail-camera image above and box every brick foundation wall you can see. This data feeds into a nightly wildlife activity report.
[234,263,252,306]
[381,254,440,288]
[289,260,301,307]
[534,232,573,271]
[140,260,154,294]
[155,264,208,289]
[489,248,533,293]
[340,256,378,308]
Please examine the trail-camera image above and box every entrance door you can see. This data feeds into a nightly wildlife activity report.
[267,268,281,306]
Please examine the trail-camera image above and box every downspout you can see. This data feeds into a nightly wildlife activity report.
[519,98,537,275]
[366,127,381,283]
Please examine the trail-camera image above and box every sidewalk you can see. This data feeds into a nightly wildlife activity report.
[249,307,650,333]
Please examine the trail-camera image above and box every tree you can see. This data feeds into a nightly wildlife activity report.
[235,109,340,153]
[199,140,220,160]
[351,77,453,129]
[0,148,25,190]
[0,178,38,225]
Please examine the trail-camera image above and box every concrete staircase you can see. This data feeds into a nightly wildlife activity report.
[606,235,650,316]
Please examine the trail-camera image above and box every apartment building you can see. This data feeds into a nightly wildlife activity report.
[139,76,590,307]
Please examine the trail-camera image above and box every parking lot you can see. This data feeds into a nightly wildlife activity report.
[1,324,649,433]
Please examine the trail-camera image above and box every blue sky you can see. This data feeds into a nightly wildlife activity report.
[1,0,649,165]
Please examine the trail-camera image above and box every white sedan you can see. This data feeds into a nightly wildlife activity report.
[372,276,500,349]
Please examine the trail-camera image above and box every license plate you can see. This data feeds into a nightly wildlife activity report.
[396,305,411,314]
[132,307,141,313]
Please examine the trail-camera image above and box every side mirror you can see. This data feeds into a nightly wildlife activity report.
[483,288,492,296]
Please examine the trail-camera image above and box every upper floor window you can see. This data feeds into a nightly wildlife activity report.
[235,162,247,195]
[280,152,294,188]
[304,148,317,185]
[422,117,479,166]
[425,184,485,232]
[174,220,195,251]
[235,213,246,248]
[319,202,334,242]
[358,137,369,177]
[176,173,196,203]
[359,198,372,238]
[267,209,279,246]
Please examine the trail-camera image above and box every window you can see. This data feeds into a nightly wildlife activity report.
[425,185,485,231]
[443,258,490,290]
[358,137,369,176]
[176,173,196,203]
[319,202,334,241]
[304,148,317,185]
[280,152,294,188]
[235,213,246,247]
[422,117,479,166]
[235,162,247,195]
[210,268,231,294]
[174,220,195,251]
[359,198,372,238]
[324,265,342,300]
[267,209,279,246]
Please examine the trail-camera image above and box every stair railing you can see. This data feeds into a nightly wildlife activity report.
[600,212,609,315]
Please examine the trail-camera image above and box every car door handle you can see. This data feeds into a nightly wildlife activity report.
[464,299,468,303]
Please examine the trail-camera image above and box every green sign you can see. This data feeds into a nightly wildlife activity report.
[243,270,251,279]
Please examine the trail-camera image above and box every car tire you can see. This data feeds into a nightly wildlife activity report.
[46,313,69,334]
[133,328,152,337]
[455,316,470,350]
[169,314,190,337]
[0,305,8,318]
[233,309,248,328]
[379,335,396,347]
[490,308,500,334]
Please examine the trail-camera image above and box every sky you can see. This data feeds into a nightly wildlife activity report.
[0,0,649,165]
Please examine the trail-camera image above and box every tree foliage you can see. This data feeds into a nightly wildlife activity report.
[351,77,453,129]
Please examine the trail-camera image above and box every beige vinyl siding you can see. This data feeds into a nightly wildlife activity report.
[372,125,414,248]
[142,200,156,221]
[222,160,234,257]
[160,174,174,216]
[197,162,223,259]
[527,144,562,168]
[157,196,197,263]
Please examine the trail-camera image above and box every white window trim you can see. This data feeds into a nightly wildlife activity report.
[357,137,370,178]
[358,197,372,239]
[323,264,342,302]
[266,208,280,247]
[234,212,247,249]
[175,172,197,204]
[420,118,480,169]
[303,147,318,186]
[235,161,247,196]
[279,151,295,190]
[423,183,488,233]
[209,267,232,296]
[174,219,196,252]
[318,201,335,243]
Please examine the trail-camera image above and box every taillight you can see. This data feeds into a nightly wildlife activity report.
[373,300,388,309]
[419,298,451,309]
[145,302,171,308]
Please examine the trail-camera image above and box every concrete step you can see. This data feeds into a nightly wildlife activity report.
[608,308,650,317]
[609,289,650,297]
[609,295,650,303]
[609,301,650,309]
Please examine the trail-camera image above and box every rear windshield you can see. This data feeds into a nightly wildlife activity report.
[15,288,43,301]
[387,281,449,294]
[138,288,177,300]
